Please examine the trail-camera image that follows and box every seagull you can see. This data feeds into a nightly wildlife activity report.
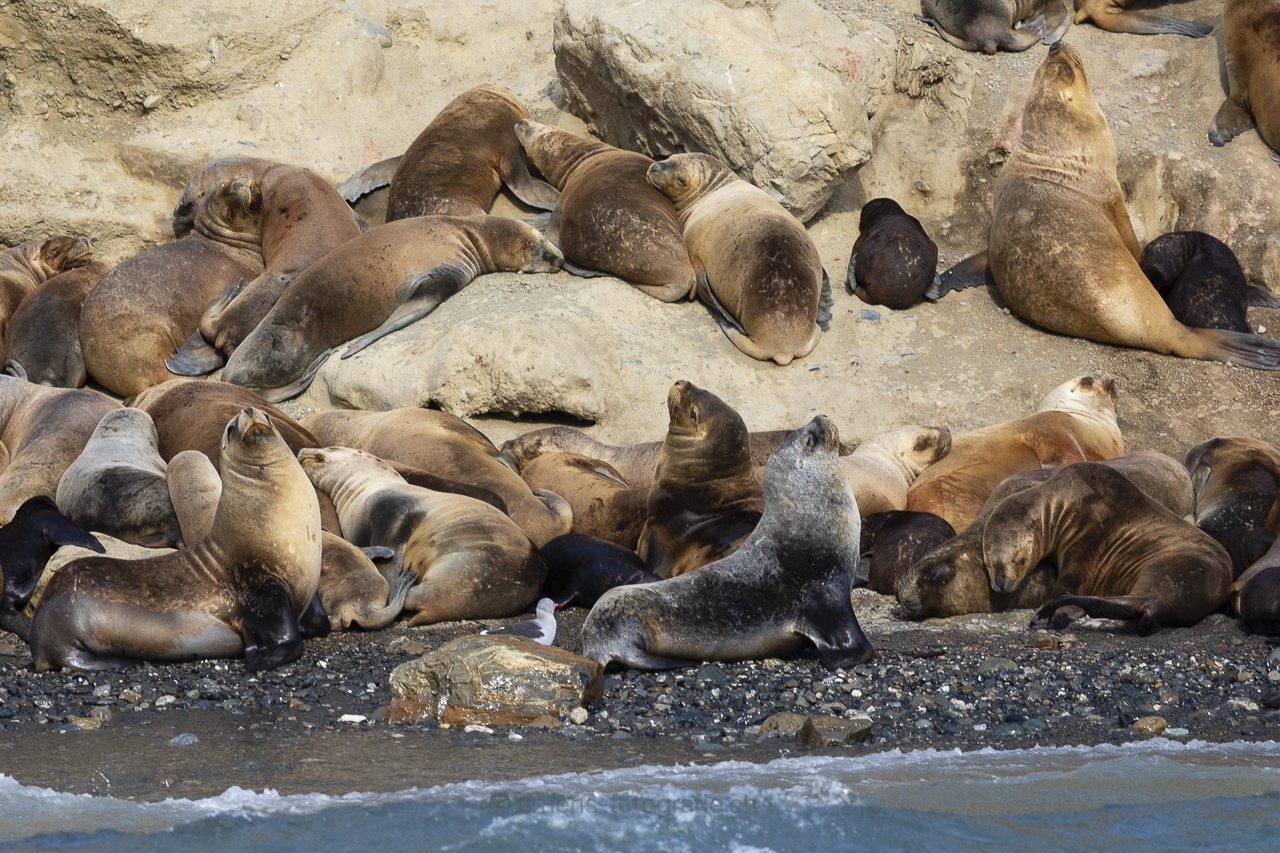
[480,598,558,645]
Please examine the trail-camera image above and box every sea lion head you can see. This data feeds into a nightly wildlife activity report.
[896,539,990,619]
[857,198,909,232]
[173,156,273,238]
[764,415,850,512]
[513,119,602,187]
[1037,370,1119,417]
[222,407,293,466]
[298,445,400,495]
[27,236,93,280]
[473,215,564,273]
[664,380,747,447]
[1022,41,1108,147]
[195,177,267,253]
[646,153,735,211]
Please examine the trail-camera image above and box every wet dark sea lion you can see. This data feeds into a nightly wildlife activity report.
[1210,0,1280,157]
[0,496,104,639]
[1139,232,1280,334]
[4,259,108,388]
[539,533,661,609]
[857,510,955,596]
[847,198,939,310]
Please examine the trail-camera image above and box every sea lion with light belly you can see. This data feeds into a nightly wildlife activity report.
[80,179,267,396]
[30,408,325,671]
[0,376,121,524]
[847,198,940,309]
[300,446,545,626]
[1074,0,1212,37]
[906,371,1123,532]
[386,84,559,220]
[167,159,362,376]
[220,214,563,402]
[918,0,1069,54]
[514,119,696,301]
[984,463,1232,632]
[582,416,872,672]
[639,381,763,578]
[5,259,108,387]
[838,424,952,516]
[520,451,647,549]
[301,408,571,548]
[55,408,182,548]
[1140,231,1280,334]
[0,236,93,366]
[1210,0,1280,158]
[647,153,831,365]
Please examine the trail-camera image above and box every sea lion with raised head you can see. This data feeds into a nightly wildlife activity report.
[582,416,873,672]
[1209,0,1280,158]
[4,259,108,388]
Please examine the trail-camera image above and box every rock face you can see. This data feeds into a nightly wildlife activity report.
[387,634,604,725]
[553,0,894,222]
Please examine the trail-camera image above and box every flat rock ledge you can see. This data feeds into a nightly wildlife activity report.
[387,634,604,726]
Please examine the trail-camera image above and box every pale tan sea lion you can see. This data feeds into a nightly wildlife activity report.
[1074,0,1212,38]
[838,424,952,516]
[166,449,223,544]
[4,259,108,388]
[1209,0,1280,158]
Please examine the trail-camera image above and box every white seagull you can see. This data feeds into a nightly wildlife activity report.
[480,598,558,645]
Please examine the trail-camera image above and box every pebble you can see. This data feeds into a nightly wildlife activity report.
[169,733,199,746]
[1129,49,1170,77]
[569,707,589,725]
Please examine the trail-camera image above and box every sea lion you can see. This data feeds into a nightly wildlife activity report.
[171,156,275,238]
[1210,0,1280,157]
[0,236,93,366]
[899,450,1191,619]
[846,198,940,310]
[539,533,662,608]
[514,119,696,301]
[0,495,104,639]
[984,463,1232,632]
[300,446,545,626]
[646,153,831,365]
[856,510,955,595]
[906,371,1123,531]
[317,532,417,632]
[520,451,646,549]
[54,408,182,548]
[4,259,108,388]
[0,376,121,524]
[582,415,873,672]
[1074,0,1213,38]
[166,159,362,376]
[638,381,763,578]
[1185,436,1280,535]
[30,408,325,671]
[80,178,267,396]
[385,84,559,220]
[918,0,1069,55]
[220,214,563,402]
[1230,535,1280,633]
[839,424,952,516]
[166,449,223,544]
[1139,232,1280,334]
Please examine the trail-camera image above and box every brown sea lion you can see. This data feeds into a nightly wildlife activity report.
[0,236,93,366]
[647,153,831,365]
[220,214,563,402]
[1185,436,1280,535]
[582,416,873,672]
[514,119,696,301]
[386,84,559,220]
[4,259,108,388]
[918,0,1069,55]
[1074,0,1213,38]
[847,198,940,310]
[0,376,121,524]
[839,424,952,516]
[857,510,955,595]
[167,159,362,375]
[300,408,571,547]
[30,408,325,671]
[638,381,763,578]
[906,371,1123,531]
[80,179,266,396]
[520,451,647,550]
[1210,0,1280,157]
[300,446,545,626]
[1140,232,1280,334]
[984,463,1232,632]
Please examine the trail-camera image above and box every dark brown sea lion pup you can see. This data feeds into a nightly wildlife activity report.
[386,84,559,220]
[30,408,325,671]
[514,119,697,301]
[638,381,763,578]
[1139,232,1280,334]
[0,376,121,524]
[0,236,93,365]
[520,451,646,549]
[539,533,661,609]
[906,371,1123,531]
[1210,0,1280,157]
[984,463,1232,632]
[857,510,955,595]
[942,43,1280,369]
[220,214,563,402]
[4,259,108,388]
[918,0,1069,54]
[0,496,104,640]
[847,198,939,310]
[1074,0,1212,37]
[582,416,872,672]
[647,153,832,365]
[167,159,362,376]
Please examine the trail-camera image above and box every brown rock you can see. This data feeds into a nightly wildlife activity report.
[1134,716,1168,736]
[387,634,603,726]
[1028,631,1060,650]
[758,712,819,744]
[68,717,101,731]
[811,714,872,745]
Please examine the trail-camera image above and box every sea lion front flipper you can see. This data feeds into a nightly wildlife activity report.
[1246,285,1280,309]
[1031,593,1162,633]
[3,359,27,381]
[254,348,335,404]
[998,15,1046,52]
[544,206,563,247]
[1210,97,1258,147]
[297,593,331,639]
[845,254,858,295]
[337,155,403,203]
[696,271,747,336]
[502,150,561,211]
[794,611,874,671]
[854,554,872,587]
[166,328,226,376]
[360,546,396,562]
[930,250,990,300]
[1040,0,1071,44]
[340,265,470,358]
[562,259,611,278]
[531,488,573,537]
[240,576,305,672]
[199,277,247,338]
[817,268,833,332]
[0,611,32,643]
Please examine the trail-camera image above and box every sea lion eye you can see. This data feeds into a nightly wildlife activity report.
[914,437,930,452]
[689,407,698,424]
[676,176,687,187]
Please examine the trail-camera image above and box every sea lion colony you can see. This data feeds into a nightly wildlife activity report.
[1,5,1280,678]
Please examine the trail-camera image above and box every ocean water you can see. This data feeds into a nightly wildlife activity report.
[3,739,1280,852]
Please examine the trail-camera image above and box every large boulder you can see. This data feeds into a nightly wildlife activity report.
[553,0,895,221]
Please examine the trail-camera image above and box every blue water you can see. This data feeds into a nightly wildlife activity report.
[3,740,1280,852]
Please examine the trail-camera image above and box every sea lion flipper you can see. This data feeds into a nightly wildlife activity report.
[1032,593,1158,631]
[253,348,335,403]
[341,265,469,358]
[1188,328,1280,370]
[337,155,403,203]
[795,611,874,670]
[1246,285,1280,309]
[1094,10,1212,38]
[361,545,396,561]
[845,254,857,295]
[697,271,747,336]
[3,359,27,381]
[931,251,990,300]
[817,268,833,332]
[502,150,561,211]
[297,592,331,639]
[1210,97,1257,147]
[544,206,563,246]
[854,554,872,587]
[240,576,306,672]
[0,610,32,643]
[562,258,611,278]
[166,328,227,376]
[200,277,247,334]
[1041,1,1071,44]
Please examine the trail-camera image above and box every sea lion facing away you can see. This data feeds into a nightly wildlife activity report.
[1073,0,1213,38]
[4,259,108,388]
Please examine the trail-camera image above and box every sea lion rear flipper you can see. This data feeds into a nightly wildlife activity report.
[1031,593,1161,632]
[998,15,1046,52]
[3,359,27,381]
[298,593,331,639]
[817,268,833,332]
[360,546,396,562]
[1090,10,1212,38]
[1040,1,1071,44]
[544,206,562,246]
[562,259,611,278]
[697,271,747,336]
[240,576,305,672]
[1210,96,1257,147]
[337,155,403,203]
[254,348,334,404]
[1246,286,1280,309]
[502,151,561,211]
[1188,328,1280,370]
[166,328,227,376]
[915,14,981,52]
[341,265,470,358]
[930,251,990,300]
[845,254,857,295]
